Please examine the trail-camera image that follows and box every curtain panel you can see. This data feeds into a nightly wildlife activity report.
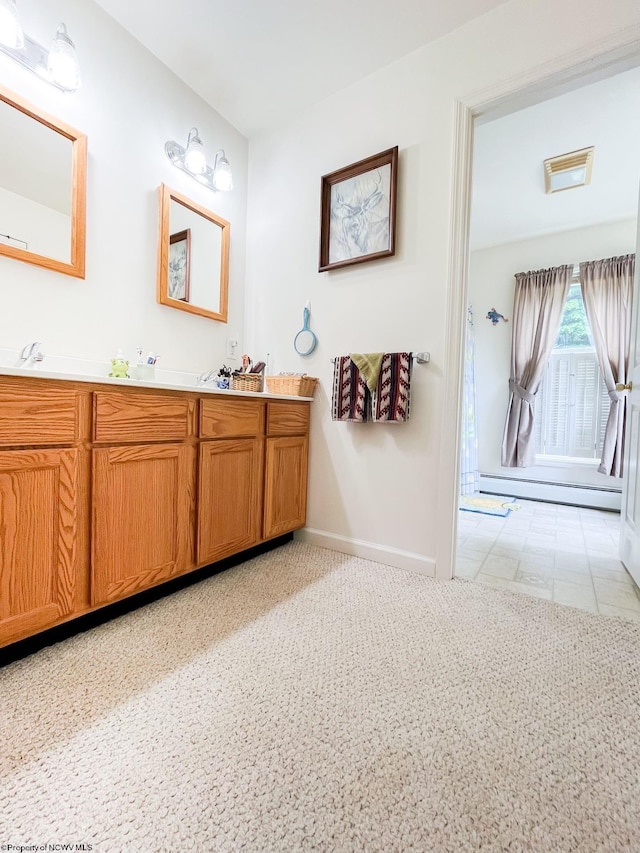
[460,306,480,495]
[501,264,573,468]
[580,254,635,478]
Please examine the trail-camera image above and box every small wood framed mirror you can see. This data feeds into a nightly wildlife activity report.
[0,84,87,278]
[157,184,230,322]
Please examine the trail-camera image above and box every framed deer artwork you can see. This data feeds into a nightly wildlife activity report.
[319,146,398,272]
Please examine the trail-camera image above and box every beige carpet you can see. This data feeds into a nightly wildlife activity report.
[1,542,640,852]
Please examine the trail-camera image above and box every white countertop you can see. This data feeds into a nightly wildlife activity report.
[0,353,314,402]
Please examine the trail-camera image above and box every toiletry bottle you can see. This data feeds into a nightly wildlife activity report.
[109,348,130,379]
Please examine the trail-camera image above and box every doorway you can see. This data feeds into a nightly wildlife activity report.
[457,498,640,617]
[450,62,640,620]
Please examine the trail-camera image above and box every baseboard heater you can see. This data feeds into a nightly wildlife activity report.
[479,474,622,512]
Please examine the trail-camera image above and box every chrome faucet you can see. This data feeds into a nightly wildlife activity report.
[197,368,217,386]
[19,341,45,365]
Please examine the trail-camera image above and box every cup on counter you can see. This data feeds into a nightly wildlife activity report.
[133,363,156,382]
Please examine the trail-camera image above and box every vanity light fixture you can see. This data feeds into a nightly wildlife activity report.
[47,24,81,91]
[165,128,233,192]
[183,128,207,174]
[0,0,23,49]
[0,2,81,92]
[544,147,594,194]
[211,149,233,191]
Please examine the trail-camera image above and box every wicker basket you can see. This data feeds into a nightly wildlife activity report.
[231,373,264,393]
[265,375,319,397]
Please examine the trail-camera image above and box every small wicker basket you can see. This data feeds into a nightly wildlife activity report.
[265,375,319,397]
[231,373,264,393]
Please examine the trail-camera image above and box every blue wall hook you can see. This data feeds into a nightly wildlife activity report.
[486,308,508,325]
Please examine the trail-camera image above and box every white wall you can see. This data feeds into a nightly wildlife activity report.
[0,0,247,373]
[0,186,70,261]
[470,218,636,489]
[245,0,640,572]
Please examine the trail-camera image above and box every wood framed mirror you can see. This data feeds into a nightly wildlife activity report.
[0,85,87,278]
[157,184,230,322]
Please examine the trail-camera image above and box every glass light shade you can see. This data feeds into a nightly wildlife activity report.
[0,0,24,49]
[47,23,81,91]
[549,166,587,193]
[212,151,233,191]
[544,148,593,194]
[184,129,207,174]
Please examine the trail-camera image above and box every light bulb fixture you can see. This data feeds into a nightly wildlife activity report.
[212,150,233,191]
[47,23,80,91]
[165,129,233,193]
[0,0,23,49]
[183,128,207,174]
[0,5,81,92]
[544,147,594,194]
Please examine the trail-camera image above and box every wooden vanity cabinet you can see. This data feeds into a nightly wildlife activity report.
[0,448,80,646]
[197,398,264,564]
[264,402,310,539]
[91,391,195,606]
[0,376,311,649]
[91,442,195,606]
[197,438,263,564]
[0,382,86,648]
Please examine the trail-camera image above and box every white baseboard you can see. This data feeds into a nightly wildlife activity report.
[295,528,436,576]
[479,475,621,512]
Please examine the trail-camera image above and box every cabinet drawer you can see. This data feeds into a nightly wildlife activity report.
[0,385,79,446]
[94,391,189,443]
[267,401,310,436]
[200,398,264,438]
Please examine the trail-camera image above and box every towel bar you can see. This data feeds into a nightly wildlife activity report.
[331,352,430,364]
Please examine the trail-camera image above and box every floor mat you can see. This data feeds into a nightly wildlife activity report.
[459,494,521,517]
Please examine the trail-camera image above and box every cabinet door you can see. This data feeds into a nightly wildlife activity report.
[0,448,78,646]
[92,443,194,605]
[263,436,309,539]
[197,438,262,565]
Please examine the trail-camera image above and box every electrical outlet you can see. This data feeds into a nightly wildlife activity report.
[226,338,239,359]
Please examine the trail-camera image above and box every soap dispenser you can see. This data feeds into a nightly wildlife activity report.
[109,348,130,379]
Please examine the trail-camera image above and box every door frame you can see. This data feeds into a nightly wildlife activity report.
[435,29,640,581]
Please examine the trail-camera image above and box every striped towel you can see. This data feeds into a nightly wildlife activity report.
[331,353,412,423]
[332,355,368,422]
[372,352,412,422]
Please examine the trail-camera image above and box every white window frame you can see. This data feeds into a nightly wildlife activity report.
[534,283,609,464]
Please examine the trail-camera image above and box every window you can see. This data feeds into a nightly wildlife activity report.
[534,283,609,461]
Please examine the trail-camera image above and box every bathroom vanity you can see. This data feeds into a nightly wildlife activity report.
[0,372,311,648]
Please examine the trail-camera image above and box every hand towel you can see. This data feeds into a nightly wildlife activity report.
[372,352,412,422]
[349,352,384,393]
[332,356,368,422]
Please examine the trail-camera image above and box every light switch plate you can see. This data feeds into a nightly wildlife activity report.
[226,338,239,359]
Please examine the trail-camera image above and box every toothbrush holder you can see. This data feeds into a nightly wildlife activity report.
[134,363,156,382]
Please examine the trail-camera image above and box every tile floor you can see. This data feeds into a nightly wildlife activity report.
[456,497,640,622]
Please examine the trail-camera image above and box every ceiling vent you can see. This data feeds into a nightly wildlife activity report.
[544,147,594,194]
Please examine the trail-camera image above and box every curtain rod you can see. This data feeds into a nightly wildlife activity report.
[517,256,635,280]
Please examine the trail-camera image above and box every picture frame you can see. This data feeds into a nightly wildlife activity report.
[319,146,398,272]
[168,228,191,302]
